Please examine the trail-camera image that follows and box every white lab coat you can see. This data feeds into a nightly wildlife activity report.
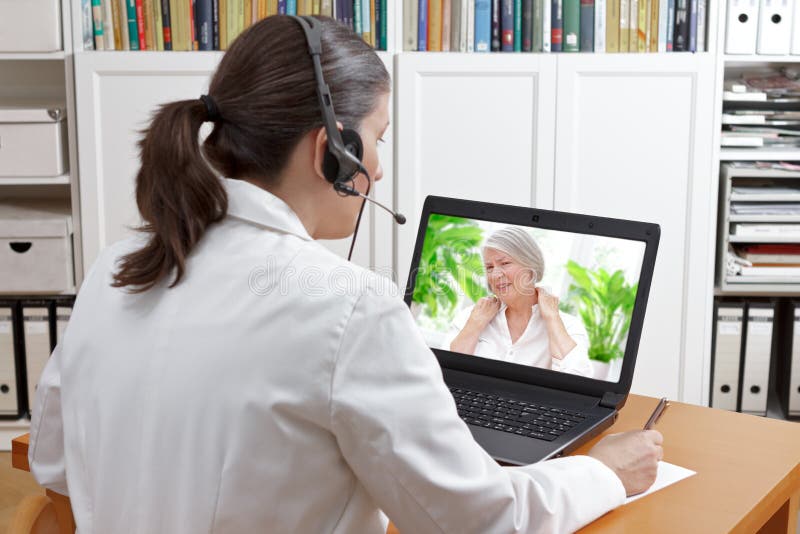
[445,303,594,377]
[29,178,625,534]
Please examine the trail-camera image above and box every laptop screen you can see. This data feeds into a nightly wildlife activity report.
[410,213,647,384]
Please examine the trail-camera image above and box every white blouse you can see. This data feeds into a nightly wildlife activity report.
[29,178,624,533]
[446,302,594,377]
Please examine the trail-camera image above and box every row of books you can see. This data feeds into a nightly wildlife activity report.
[83,0,387,51]
[722,69,800,149]
[402,0,708,53]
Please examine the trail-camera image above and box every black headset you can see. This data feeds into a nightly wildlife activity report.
[288,14,405,258]
[289,15,367,195]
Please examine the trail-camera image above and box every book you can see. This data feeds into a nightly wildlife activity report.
[733,223,800,236]
[277,0,286,14]
[378,0,387,49]
[118,0,130,49]
[522,0,533,51]
[197,0,212,49]
[135,0,146,49]
[451,0,461,50]
[320,0,331,15]
[467,0,475,51]
[153,0,164,49]
[219,0,227,48]
[461,0,469,50]
[428,0,441,51]
[657,0,667,51]
[594,0,605,51]
[696,0,705,51]
[649,0,657,52]
[286,0,296,14]
[673,0,688,51]
[169,0,182,50]
[564,0,580,51]
[212,0,218,49]
[619,0,628,51]
[542,0,551,50]
[403,0,417,50]
[606,0,619,52]
[418,0,428,50]
[354,0,362,34]
[513,0,521,50]
[126,0,139,49]
[636,0,645,52]
[665,0,674,50]
[552,0,563,51]
[490,0,500,50]
[687,0,697,51]
[110,0,123,49]
[739,266,800,277]
[476,0,491,51]
[502,0,514,50]
[628,0,636,51]
[441,0,450,50]
[142,0,154,50]
[92,0,106,50]
[102,0,115,49]
[83,0,95,50]
[533,0,543,51]
[362,0,371,45]
[370,0,376,45]
[580,0,594,51]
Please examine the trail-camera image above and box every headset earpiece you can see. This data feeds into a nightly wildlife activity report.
[322,128,363,184]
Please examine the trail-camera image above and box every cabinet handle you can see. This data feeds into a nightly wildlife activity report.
[9,242,32,253]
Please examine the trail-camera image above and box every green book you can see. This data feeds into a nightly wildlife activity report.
[532,0,542,52]
[513,0,521,50]
[379,0,387,50]
[354,0,362,34]
[126,0,139,49]
[563,0,580,51]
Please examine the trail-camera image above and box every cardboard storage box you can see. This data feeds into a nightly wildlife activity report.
[0,201,74,293]
[0,0,62,52]
[0,107,68,177]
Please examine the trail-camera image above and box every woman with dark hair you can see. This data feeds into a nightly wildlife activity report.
[28,16,661,534]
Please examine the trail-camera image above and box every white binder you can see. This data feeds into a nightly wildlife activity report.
[756,0,793,55]
[726,0,759,54]
[711,302,745,411]
[791,0,800,54]
[23,304,51,415]
[55,304,72,345]
[783,301,800,416]
[741,303,774,416]
[0,303,20,417]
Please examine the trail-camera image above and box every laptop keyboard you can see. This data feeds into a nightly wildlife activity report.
[449,386,588,442]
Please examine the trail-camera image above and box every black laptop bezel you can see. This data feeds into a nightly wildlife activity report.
[402,195,660,406]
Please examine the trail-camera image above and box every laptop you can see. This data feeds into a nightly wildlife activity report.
[403,196,660,465]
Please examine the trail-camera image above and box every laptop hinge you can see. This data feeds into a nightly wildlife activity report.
[599,392,623,409]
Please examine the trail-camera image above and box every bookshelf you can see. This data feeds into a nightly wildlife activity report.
[0,0,85,450]
[64,0,722,408]
[712,1,800,423]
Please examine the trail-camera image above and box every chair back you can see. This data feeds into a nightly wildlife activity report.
[7,494,60,534]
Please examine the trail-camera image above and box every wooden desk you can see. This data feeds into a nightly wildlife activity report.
[574,395,800,534]
[12,394,800,533]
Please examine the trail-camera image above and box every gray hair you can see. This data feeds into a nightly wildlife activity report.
[483,226,545,283]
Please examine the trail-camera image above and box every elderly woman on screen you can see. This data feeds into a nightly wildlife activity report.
[447,226,593,377]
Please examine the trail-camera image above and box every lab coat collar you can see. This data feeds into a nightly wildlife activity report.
[222,178,313,241]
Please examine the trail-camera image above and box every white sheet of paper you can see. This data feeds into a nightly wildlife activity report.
[624,461,696,504]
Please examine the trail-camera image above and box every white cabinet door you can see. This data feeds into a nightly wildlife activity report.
[554,54,716,403]
[75,51,387,275]
[75,52,222,271]
[395,53,557,287]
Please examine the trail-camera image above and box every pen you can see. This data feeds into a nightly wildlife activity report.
[643,397,669,430]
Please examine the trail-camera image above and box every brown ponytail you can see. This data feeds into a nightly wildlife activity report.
[112,99,227,292]
[112,16,390,292]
